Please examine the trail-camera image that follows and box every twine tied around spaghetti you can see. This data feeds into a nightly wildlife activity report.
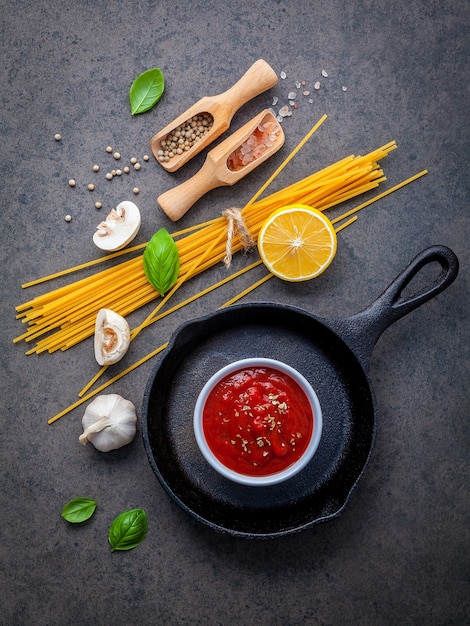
[223,208,255,268]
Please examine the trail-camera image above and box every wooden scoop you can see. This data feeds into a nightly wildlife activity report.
[150,59,278,172]
[157,109,285,221]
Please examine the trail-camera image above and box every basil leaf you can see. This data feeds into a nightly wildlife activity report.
[61,497,97,524]
[129,68,164,115]
[108,508,148,552]
[143,228,180,295]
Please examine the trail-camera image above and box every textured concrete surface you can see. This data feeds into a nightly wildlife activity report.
[1,1,469,624]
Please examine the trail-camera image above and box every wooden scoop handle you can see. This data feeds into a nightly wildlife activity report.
[158,161,221,221]
[215,59,278,118]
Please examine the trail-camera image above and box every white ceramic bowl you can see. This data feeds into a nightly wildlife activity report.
[193,358,322,486]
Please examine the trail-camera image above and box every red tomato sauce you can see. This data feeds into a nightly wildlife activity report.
[202,366,314,476]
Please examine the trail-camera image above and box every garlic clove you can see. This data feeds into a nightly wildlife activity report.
[94,308,130,365]
[92,200,141,252]
[79,394,137,452]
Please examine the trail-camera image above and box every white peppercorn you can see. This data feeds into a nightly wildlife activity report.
[158,112,214,162]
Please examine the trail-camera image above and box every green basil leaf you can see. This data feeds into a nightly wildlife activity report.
[143,228,180,295]
[129,68,164,115]
[108,508,148,552]
[61,497,97,524]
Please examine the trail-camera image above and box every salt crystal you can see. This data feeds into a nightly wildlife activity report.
[342,86,348,91]
[314,81,321,90]
[272,96,279,106]
[278,106,292,117]
[308,99,313,104]
[295,81,301,89]
[280,71,287,79]
[303,90,310,96]
[287,91,297,100]
[321,69,328,77]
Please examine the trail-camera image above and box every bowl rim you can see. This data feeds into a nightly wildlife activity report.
[193,357,323,486]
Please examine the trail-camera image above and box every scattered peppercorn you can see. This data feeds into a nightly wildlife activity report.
[105,173,113,180]
[113,152,121,160]
[95,201,102,209]
[133,163,141,171]
[87,183,95,191]
[123,166,130,174]
[133,187,139,195]
[130,157,137,164]
[143,155,149,161]
[65,214,72,222]
[116,169,122,176]
[106,146,113,153]
[68,179,76,187]
[54,134,62,141]
[93,164,100,172]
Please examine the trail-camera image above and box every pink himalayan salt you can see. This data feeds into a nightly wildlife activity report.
[227,120,281,171]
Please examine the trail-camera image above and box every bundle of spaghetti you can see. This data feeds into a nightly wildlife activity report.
[15,139,398,354]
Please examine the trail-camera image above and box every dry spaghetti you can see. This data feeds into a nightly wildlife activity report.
[14,121,421,357]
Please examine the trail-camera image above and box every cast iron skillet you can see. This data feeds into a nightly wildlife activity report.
[142,245,458,538]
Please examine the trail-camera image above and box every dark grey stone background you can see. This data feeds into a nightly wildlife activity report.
[1,1,468,624]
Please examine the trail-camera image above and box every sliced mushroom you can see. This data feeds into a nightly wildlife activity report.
[94,308,131,365]
[93,200,141,252]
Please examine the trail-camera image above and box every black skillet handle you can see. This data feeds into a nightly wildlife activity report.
[334,245,459,371]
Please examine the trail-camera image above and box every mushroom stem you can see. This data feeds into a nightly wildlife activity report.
[96,222,112,235]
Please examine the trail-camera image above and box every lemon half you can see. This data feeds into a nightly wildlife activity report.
[257,204,337,282]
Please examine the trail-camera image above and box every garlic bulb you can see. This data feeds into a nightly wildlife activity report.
[94,308,130,365]
[79,394,137,452]
[93,200,141,251]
